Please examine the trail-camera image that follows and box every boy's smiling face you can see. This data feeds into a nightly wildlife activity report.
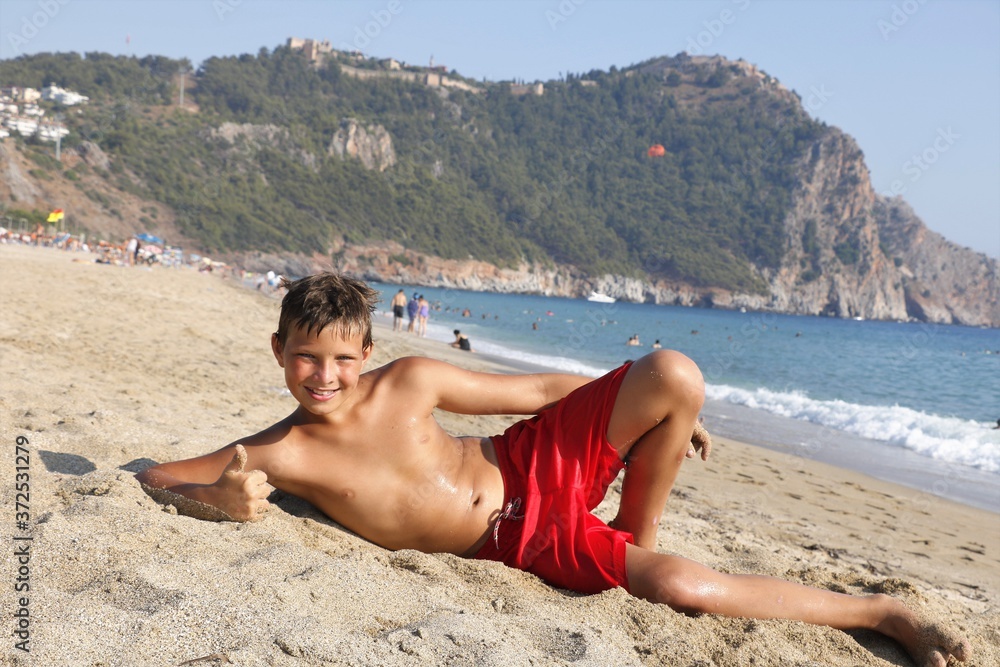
[272,324,372,419]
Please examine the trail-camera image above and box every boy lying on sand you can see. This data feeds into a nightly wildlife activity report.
[137,273,969,667]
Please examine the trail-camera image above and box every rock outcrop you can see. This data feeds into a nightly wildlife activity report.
[209,122,317,170]
[76,141,111,172]
[0,142,41,204]
[328,119,396,172]
[874,197,1000,326]
[762,128,908,320]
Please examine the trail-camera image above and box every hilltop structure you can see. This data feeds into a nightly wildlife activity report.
[286,38,335,65]
[287,37,483,93]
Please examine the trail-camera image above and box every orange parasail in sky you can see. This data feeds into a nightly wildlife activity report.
[647,144,666,158]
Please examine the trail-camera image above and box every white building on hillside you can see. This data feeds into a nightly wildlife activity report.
[41,84,89,106]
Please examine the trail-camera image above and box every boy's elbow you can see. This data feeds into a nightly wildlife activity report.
[133,467,152,486]
[134,464,165,488]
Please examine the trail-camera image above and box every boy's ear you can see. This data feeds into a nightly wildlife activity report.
[362,343,374,365]
[271,333,285,367]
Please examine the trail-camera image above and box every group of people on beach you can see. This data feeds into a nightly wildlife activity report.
[390,288,431,336]
[1,225,181,268]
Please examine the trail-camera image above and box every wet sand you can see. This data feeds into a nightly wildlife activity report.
[1,243,996,666]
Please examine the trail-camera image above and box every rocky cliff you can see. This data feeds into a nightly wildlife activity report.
[328,119,396,172]
[874,196,1000,326]
[757,128,908,320]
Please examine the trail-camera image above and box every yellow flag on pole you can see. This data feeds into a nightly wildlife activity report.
[47,209,64,223]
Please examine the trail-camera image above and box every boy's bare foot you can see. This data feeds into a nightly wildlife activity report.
[871,594,970,667]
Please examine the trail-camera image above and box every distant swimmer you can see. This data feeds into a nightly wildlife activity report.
[993,419,1000,430]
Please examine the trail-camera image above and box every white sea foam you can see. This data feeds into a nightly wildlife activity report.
[705,384,1000,473]
[423,322,610,377]
[481,343,610,377]
[419,312,1000,476]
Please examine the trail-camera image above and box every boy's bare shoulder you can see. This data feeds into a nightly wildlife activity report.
[233,413,297,449]
[369,355,452,380]
[363,356,464,401]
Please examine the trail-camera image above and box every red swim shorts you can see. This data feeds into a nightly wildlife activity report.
[474,362,634,594]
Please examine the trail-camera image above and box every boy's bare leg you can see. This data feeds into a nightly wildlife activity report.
[625,545,971,666]
[606,350,705,548]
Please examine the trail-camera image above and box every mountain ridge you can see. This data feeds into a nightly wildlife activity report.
[0,48,995,326]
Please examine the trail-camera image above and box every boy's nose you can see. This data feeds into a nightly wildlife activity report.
[313,361,335,383]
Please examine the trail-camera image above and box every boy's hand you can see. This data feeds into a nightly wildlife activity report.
[686,421,712,460]
[214,444,272,521]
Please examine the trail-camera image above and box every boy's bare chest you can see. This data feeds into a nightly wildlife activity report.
[283,412,458,495]
[277,419,495,550]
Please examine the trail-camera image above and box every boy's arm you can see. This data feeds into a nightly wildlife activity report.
[396,357,713,456]
[135,444,272,522]
[395,357,592,416]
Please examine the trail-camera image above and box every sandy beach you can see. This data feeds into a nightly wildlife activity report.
[1,243,997,666]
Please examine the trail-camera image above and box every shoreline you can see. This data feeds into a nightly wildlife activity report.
[2,242,998,665]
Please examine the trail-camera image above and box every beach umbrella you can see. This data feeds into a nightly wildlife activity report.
[136,232,165,245]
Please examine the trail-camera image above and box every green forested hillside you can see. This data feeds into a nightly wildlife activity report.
[1,47,826,292]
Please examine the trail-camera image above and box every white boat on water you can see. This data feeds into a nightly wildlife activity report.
[587,291,616,304]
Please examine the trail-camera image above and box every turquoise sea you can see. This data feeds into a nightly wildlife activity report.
[372,283,1000,512]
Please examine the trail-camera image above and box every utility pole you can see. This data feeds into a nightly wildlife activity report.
[54,112,63,162]
[178,67,186,107]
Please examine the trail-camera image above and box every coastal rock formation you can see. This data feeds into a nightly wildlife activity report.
[328,119,397,172]
[220,56,998,327]
[763,128,908,320]
[874,196,1000,326]
[76,141,111,172]
[315,116,997,326]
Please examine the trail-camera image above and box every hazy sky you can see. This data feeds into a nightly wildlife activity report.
[2,0,997,258]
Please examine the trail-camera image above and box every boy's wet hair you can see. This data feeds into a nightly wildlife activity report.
[276,273,379,350]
